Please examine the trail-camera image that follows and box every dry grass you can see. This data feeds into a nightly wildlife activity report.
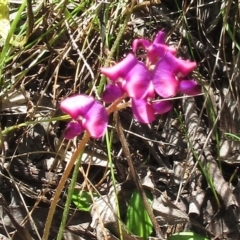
[0,0,240,239]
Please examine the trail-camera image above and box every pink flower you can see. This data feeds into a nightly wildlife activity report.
[133,30,200,98]
[152,51,198,98]
[132,31,177,64]
[100,53,154,101]
[101,51,199,100]
[60,94,108,139]
[100,30,201,124]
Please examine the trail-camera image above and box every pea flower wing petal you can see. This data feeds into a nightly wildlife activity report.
[83,101,108,138]
[123,61,152,99]
[100,53,138,81]
[152,100,173,114]
[163,52,197,77]
[152,58,179,98]
[178,80,201,96]
[64,122,84,140]
[131,99,155,124]
[153,31,166,44]
[147,43,176,64]
[102,84,124,103]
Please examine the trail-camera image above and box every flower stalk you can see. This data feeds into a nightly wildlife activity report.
[42,96,128,240]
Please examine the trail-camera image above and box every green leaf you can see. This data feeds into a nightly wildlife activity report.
[168,232,210,240]
[71,190,98,212]
[225,132,240,141]
[125,189,153,240]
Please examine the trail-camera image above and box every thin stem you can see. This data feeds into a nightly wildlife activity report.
[115,112,163,239]
[57,150,84,240]
[42,132,90,240]
[2,115,70,136]
[105,130,123,240]
[42,97,123,240]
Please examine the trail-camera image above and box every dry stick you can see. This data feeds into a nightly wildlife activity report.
[114,112,163,239]
[42,96,125,240]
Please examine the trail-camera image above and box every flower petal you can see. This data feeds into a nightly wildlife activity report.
[146,81,155,98]
[131,98,155,124]
[132,39,151,52]
[153,31,177,55]
[178,80,201,95]
[147,43,176,64]
[100,53,138,81]
[123,61,152,99]
[152,100,173,114]
[163,52,196,77]
[146,31,176,64]
[83,101,108,138]
[102,84,124,103]
[152,58,179,98]
[60,94,95,120]
[153,31,166,44]
[64,122,84,139]
[132,31,176,64]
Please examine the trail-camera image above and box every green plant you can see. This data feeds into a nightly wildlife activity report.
[169,232,210,240]
[72,190,99,212]
[125,189,153,240]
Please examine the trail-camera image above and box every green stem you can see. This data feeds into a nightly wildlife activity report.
[42,132,90,240]
[57,150,84,240]
[1,115,70,139]
[105,130,123,240]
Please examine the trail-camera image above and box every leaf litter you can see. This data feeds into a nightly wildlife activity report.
[0,0,240,240]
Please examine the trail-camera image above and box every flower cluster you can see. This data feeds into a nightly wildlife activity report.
[101,31,200,124]
[60,31,201,139]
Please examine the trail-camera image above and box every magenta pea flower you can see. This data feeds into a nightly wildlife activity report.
[132,30,177,64]
[101,50,199,100]
[60,94,108,139]
[132,31,200,98]
[100,30,201,124]
[101,53,154,101]
[152,51,198,98]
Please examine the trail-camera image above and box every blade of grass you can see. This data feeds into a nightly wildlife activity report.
[105,128,124,240]
[114,111,163,239]
[57,150,84,240]
[0,0,27,86]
